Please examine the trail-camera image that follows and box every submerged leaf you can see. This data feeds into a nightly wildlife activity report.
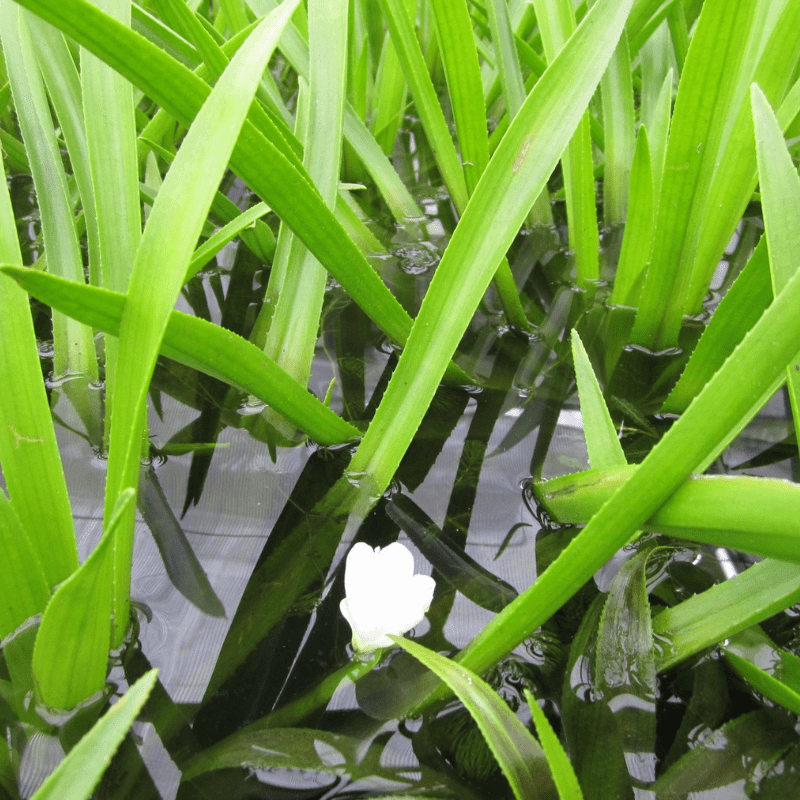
[595,549,660,788]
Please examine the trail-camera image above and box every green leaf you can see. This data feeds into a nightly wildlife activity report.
[32,489,134,710]
[391,636,556,800]
[610,126,654,307]
[27,12,99,286]
[131,2,199,67]
[349,0,635,490]
[80,0,142,419]
[428,0,489,194]
[535,466,800,565]
[524,689,584,800]
[428,0,531,327]
[653,559,800,671]
[752,82,800,449]
[0,265,361,446]
[485,0,526,122]
[186,201,271,281]
[156,0,228,78]
[0,1,97,379]
[0,491,50,638]
[532,0,598,285]
[599,30,635,224]
[632,0,800,349]
[16,0,422,356]
[31,669,158,800]
[449,215,800,703]
[378,0,469,213]
[104,0,301,644]
[0,120,77,588]
[246,0,423,222]
[570,329,625,469]
[662,236,772,414]
[723,626,800,717]
[262,0,348,389]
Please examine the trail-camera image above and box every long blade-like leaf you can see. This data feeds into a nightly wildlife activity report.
[752,82,800,448]
[14,0,422,357]
[0,265,361,446]
[0,492,50,638]
[0,120,77,588]
[392,635,555,800]
[104,0,301,643]
[536,466,800,564]
[349,0,634,490]
[31,669,158,800]
[31,489,133,709]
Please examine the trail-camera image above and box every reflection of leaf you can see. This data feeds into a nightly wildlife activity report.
[138,467,225,618]
[183,728,360,779]
[733,431,797,470]
[495,522,531,561]
[387,496,518,612]
[453,439,484,489]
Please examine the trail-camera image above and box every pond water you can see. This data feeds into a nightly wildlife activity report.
[3,164,798,799]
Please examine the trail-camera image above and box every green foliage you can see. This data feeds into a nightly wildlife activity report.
[391,636,557,800]
[31,670,158,800]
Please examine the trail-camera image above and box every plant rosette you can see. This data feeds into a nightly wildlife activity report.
[340,542,436,653]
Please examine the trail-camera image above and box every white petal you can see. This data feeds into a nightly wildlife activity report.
[340,541,436,653]
[374,542,415,581]
[343,542,378,601]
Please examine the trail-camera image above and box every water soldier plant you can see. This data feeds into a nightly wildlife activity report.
[1,0,800,796]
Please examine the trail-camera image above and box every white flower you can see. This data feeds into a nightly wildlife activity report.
[340,542,436,653]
